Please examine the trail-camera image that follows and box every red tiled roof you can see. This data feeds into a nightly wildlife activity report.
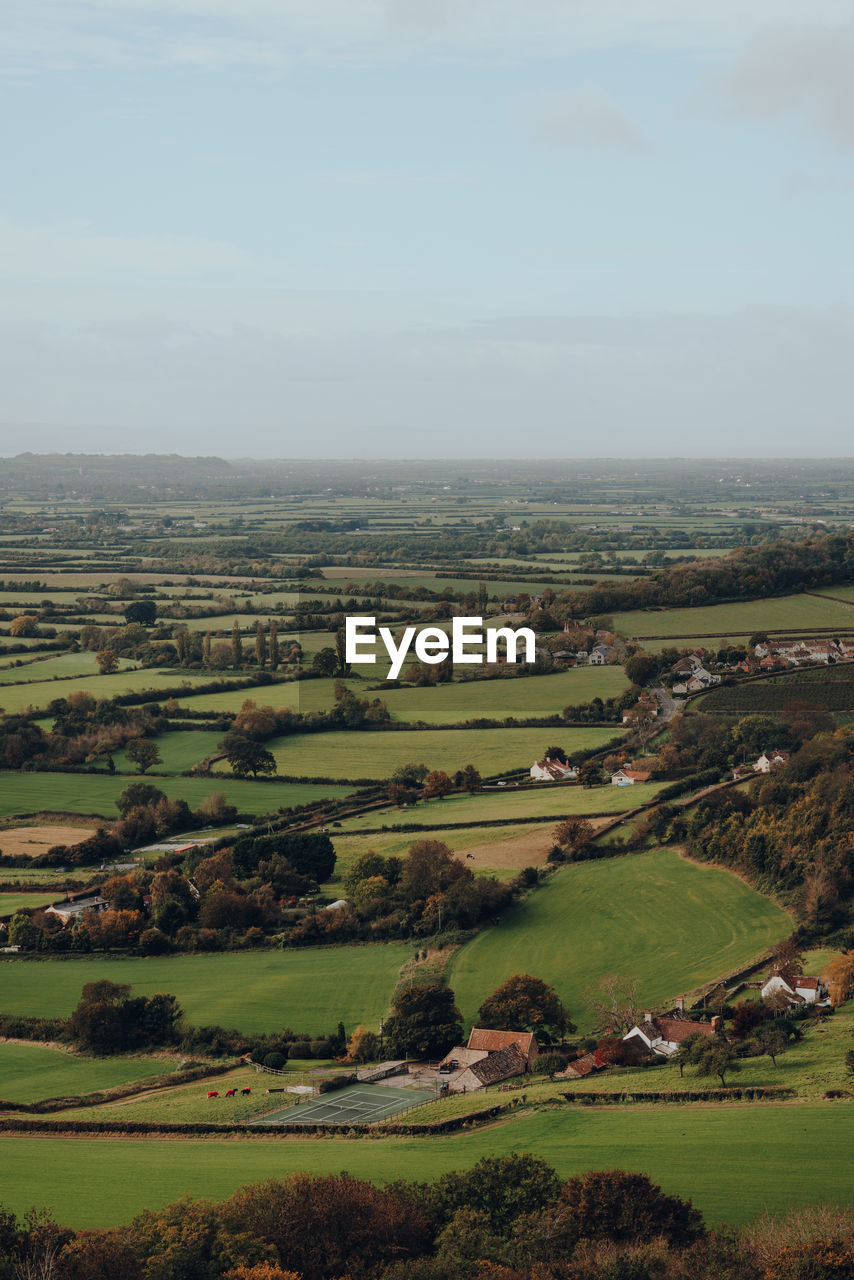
[652,1017,714,1044]
[468,1028,538,1059]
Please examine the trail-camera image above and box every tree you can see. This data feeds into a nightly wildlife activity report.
[587,974,641,1036]
[269,621,280,671]
[96,648,119,674]
[477,974,574,1042]
[203,631,212,666]
[672,1033,706,1078]
[124,600,157,625]
[254,620,267,669]
[335,626,350,676]
[426,1154,561,1235]
[548,1169,705,1247]
[384,983,463,1059]
[823,953,854,1006]
[423,770,452,800]
[753,1023,789,1067]
[311,647,337,676]
[693,1040,741,1087]
[623,693,659,751]
[220,731,277,779]
[116,782,166,815]
[460,764,482,792]
[347,1025,380,1063]
[9,614,38,637]
[231,619,243,668]
[391,762,429,787]
[126,738,161,774]
[552,815,594,859]
[8,911,39,950]
[624,651,657,686]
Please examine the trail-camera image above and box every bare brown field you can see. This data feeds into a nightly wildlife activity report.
[0,825,98,858]
[464,814,619,871]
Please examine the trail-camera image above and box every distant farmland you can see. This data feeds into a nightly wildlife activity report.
[697,665,854,714]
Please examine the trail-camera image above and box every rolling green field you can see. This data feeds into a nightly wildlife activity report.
[0,1042,168,1104]
[292,667,631,722]
[2,1103,852,1228]
[0,891,57,917]
[0,652,137,684]
[244,726,625,782]
[111,730,224,774]
[696,665,854,714]
[612,592,854,640]
[0,944,411,1034]
[334,781,665,833]
[0,771,353,820]
[449,848,790,1031]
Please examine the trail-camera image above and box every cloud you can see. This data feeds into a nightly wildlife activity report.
[6,1,854,71]
[519,85,648,151]
[726,23,854,147]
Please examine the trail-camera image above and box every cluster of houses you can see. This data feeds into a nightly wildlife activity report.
[748,637,854,670]
[670,653,722,695]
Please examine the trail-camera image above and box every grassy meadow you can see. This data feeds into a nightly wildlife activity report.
[612,592,854,640]
[449,848,791,1031]
[243,726,625,782]
[0,944,412,1034]
[2,1103,852,1228]
[292,667,631,721]
[0,891,58,917]
[0,771,353,820]
[0,1042,168,1104]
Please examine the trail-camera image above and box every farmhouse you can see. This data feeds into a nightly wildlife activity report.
[610,767,652,786]
[623,1002,721,1058]
[468,1027,540,1068]
[558,1048,609,1079]
[754,749,790,773]
[761,964,830,1007]
[530,758,577,782]
[448,1043,528,1092]
[588,645,609,665]
[44,894,108,925]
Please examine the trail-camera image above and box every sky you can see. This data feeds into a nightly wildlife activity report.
[1,2,854,458]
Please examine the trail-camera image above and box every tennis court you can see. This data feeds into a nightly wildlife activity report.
[253,1083,435,1127]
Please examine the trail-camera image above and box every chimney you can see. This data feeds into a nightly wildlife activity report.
[674,995,684,1013]
[710,1016,722,1036]
[643,1011,652,1024]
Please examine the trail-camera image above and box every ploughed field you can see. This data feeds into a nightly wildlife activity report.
[0,944,412,1036]
[2,1103,851,1229]
[449,847,791,1032]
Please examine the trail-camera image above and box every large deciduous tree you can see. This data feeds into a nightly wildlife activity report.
[384,983,463,1059]
[477,974,574,1042]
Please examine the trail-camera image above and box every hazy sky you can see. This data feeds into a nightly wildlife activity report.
[2,2,854,457]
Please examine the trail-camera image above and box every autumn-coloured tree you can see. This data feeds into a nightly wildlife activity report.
[347,1025,380,1063]
[552,815,594,858]
[423,770,452,800]
[477,974,574,1041]
[96,648,119,674]
[824,953,854,1006]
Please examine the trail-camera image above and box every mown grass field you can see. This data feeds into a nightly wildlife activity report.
[334,781,665,832]
[2,1103,851,1228]
[111,730,224,774]
[0,652,137,684]
[449,848,791,1031]
[0,771,353,820]
[0,944,411,1034]
[244,726,625,782]
[612,592,854,640]
[329,823,557,883]
[292,668,631,721]
[0,1042,168,1104]
[696,665,854,714]
[0,891,57,917]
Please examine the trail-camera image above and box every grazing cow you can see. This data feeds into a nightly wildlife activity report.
[207,1091,219,1099]
[241,1087,251,1095]
[225,1088,237,1097]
